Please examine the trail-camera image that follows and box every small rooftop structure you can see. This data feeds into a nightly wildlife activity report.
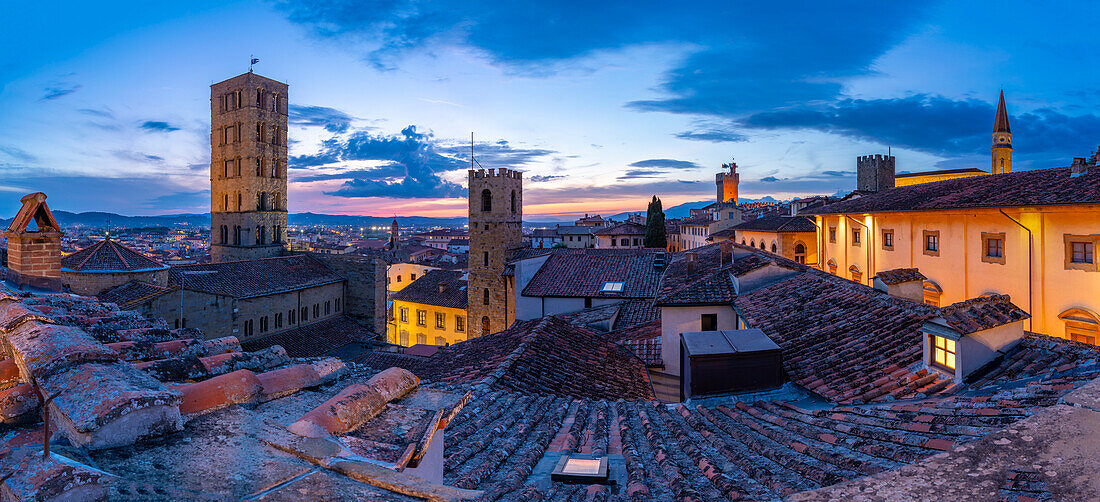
[681,329,783,398]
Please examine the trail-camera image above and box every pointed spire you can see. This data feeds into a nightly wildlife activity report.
[994,89,1011,133]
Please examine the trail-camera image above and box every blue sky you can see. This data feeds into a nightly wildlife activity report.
[1,1,1099,218]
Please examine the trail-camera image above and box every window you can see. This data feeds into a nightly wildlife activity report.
[481,189,492,212]
[335,299,341,312]
[224,160,233,178]
[289,309,296,324]
[852,229,861,245]
[794,243,806,264]
[435,312,445,329]
[399,307,409,323]
[483,288,490,305]
[770,243,777,253]
[1060,308,1099,345]
[584,297,592,309]
[399,330,409,346]
[601,282,624,293]
[410,273,417,281]
[416,310,427,326]
[882,229,894,250]
[483,251,489,267]
[301,306,308,322]
[233,225,241,245]
[325,301,331,315]
[435,336,447,346]
[481,316,490,336]
[417,333,427,345]
[620,238,629,247]
[256,122,264,143]
[701,313,718,331]
[923,280,942,307]
[259,316,268,333]
[275,313,282,329]
[219,225,228,244]
[827,259,837,275]
[930,335,956,371]
[923,230,940,256]
[759,241,766,250]
[829,226,837,243]
[982,232,1006,264]
[849,265,862,284]
[313,304,320,318]
[610,238,616,247]
[256,157,263,177]
[455,315,465,332]
[1065,234,1099,271]
[511,190,517,213]
[397,275,402,283]
[244,319,254,336]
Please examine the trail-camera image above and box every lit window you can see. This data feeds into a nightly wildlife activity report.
[399,307,408,323]
[852,229,861,245]
[931,335,956,370]
[1072,242,1094,264]
[1060,308,1099,345]
[435,312,445,329]
[882,229,894,249]
[926,234,939,252]
[829,227,836,243]
[416,310,427,326]
[456,316,465,332]
[601,282,624,293]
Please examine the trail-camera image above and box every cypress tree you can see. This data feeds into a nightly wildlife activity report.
[644,196,667,248]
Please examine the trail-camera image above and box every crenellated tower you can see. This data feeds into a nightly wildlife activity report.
[209,71,289,262]
[716,162,739,204]
[467,168,523,338]
[992,89,1013,174]
[856,154,896,192]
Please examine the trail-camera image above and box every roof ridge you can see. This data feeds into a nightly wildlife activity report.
[108,239,132,270]
[73,240,103,270]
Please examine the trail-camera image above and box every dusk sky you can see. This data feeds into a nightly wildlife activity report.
[2,1,1100,219]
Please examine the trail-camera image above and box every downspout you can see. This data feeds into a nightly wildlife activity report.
[999,209,1034,331]
[815,216,826,271]
[844,215,871,285]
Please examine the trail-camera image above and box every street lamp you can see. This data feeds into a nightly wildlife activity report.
[178,270,216,329]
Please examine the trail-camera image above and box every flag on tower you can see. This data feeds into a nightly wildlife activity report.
[251,58,259,65]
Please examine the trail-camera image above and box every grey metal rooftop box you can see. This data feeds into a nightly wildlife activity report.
[681,329,783,398]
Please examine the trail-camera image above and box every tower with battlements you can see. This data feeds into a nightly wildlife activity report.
[716,162,739,204]
[857,154,895,192]
[992,90,1013,174]
[209,72,289,262]
[467,168,523,337]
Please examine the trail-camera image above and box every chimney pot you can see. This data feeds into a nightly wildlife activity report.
[438,282,446,294]
[686,252,697,273]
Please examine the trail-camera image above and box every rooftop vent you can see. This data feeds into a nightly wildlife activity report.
[681,329,783,398]
[653,254,666,270]
[551,454,610,484]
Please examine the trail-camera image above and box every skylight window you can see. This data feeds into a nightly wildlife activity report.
[601,282,624,292]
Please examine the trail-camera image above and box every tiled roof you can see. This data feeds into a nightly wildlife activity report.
[391,269,467,310]
[874,268,926,285]
[360,316,654,400]
[939,294,1031,335]
[530,228,557,238]
[735,271,943,404]
[61,238,167,272]
[97,280,175,308]
[809,166,1100,214]
[679,215,713,227]
[895,167,987,178]
[710,227,736,239]
[555,225,594,235]
[240,316,378,357]
[592,221,646,236]
[169,254,344,298]
[730,213,817,232]
[521,249,664,298]
[655,244,794,305]
[613,298,660,329]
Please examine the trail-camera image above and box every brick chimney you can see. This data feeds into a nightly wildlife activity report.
[438,281,446,294]
[1071,157,1089,178]
[686,252,697,274]
[4,192,63,291]
[719,241,732,265]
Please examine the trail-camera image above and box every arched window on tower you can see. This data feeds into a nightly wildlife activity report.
[481,316,490,336]
[483,288,490,305]
[481,189,492,212]
[233,226,241,245]
[237,193,242,211]
[770,242,777,253]
[220,225,228,244]
[511,190,516,213]
[222,194,228,211]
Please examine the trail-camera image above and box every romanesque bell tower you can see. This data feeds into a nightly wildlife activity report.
[716,162,739,204]
[467,168,522,337]
[992,89,1013,174]
[210,72,289,262]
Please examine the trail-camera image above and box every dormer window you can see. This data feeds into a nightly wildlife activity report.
[601,282,624,293]
[930,335,956,371]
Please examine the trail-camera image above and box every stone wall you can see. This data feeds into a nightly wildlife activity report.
[5,232,62,290]
[856,154,895,192]
[306,252,387,337]
[63,269,170,297]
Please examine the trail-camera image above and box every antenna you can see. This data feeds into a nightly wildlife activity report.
[470,132,483,169]
[106,215,111,239]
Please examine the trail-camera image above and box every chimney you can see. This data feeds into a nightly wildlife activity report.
[4,192,63,291]
[1071,157,1089,178]
[719,241,732,265]
[686,252,697,274]
[438,282,446,294]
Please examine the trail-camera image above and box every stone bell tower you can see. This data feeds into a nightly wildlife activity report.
[716,162,739,205]
[991,89,1013,174]
[209,71,289,262]
[467,168,522,338]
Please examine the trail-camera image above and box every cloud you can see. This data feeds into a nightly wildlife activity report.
[289,105,354,133]
[674,130,746,143]
[141,190,209,210]
[738,95,1100,161]
[140,121,180,132]
[618,169,667,180]
[759,176,780,182]
[529,174,564,182]
[294,165,407,182]
[0,146,36,163]
[821,170,851,177]
[112,150,165,163]
[41,85,81,100]
[78,108,114,119]
[628,158,700,170]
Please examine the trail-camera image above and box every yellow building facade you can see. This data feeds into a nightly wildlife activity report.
[388,269,469,347]
[894,168,989,187]
[813,171,1100,343]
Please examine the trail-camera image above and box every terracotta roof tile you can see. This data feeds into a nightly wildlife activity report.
[241,316,378,358]
[939,294,1031,334]
[390,269,467,309]
[522,249,664,298]
[98,280,175,308]
[875,268,926,285]
[730,213,817,232]
[169,254,343,298]
[61,238,167,272]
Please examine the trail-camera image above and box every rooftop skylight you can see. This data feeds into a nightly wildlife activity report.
[601,281,624,292]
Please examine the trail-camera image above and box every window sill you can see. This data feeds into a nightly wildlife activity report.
[923,249,940,257]
[982,255,1006,265]
[1065,262,1099,272]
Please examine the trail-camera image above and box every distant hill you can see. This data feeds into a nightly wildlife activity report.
[0,210,525,231]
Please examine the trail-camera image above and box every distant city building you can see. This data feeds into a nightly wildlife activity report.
[389,269,468,347]
[446,238,469,254]
[530,228,561,249]
[574,214,609,227]
[415,228,469,249]
[594,222,646,248]
[555,225,595,248]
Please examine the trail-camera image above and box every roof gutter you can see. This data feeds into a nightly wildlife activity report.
[998,209,1034,331]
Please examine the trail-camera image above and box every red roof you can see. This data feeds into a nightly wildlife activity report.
[61,238,167,273]
[522,249,664,298]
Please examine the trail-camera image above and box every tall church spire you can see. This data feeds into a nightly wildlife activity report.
[991,90,1013,174]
